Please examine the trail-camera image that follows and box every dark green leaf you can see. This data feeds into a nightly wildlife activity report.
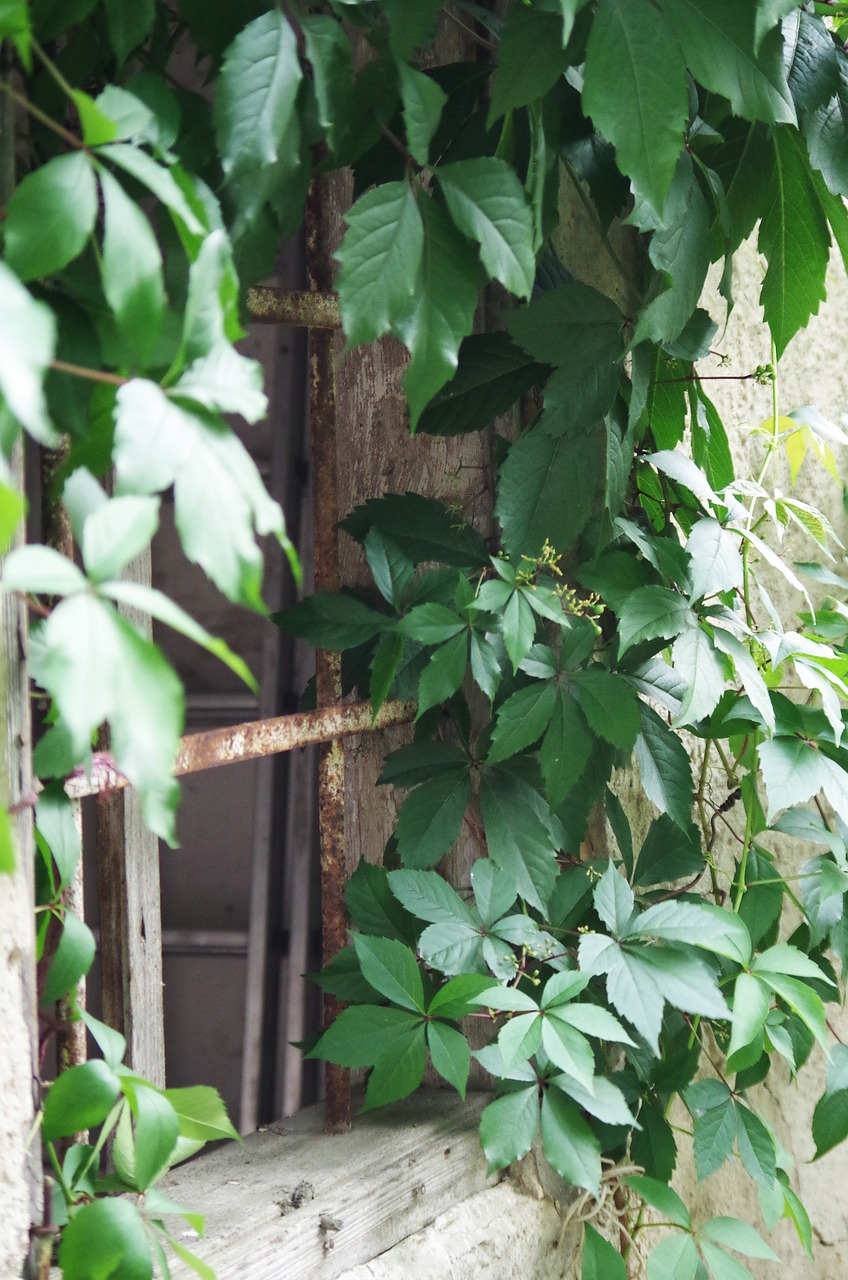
[104,0,154,66]
[488,680,557,763]
[617,586,695,656]
[309,947,382,1003]
[571,669,640,750]
[378,739,468,788]
[370,631,403,716]
[626,1174,690,1228]
[659,0,795,125]
[398,603,464,645]
[346,860,418,942]
[488,8,568,124]
[59,1198,152,1280]
[479,1086,539,1174]
[308,1005,421,1067]
[43,1060,121,1141]
[300,15,353,157]
[785,11,839,125]
[759,126,830,357]
[693,1094,737,1180]
[634,157,711,345]
[540,1088,601,1195]
[734,1104,777,1188]
[417,333,548,438]
[634,816,704,888]
[584,0,687,212]
[630,1104,678,1182]
[273,592,386,649]
[427,1020,471,1096]
[507,280,624,381]
[496,425,601,560]
[813,1044,848,1157]
[429,973,503,1020]
[634,702,694,830]
[540,689,593,810]
[481,769,558,911]
[582,1224,626,1280]
[4,153,96,281]
[395,768,471,868]
[416,632,468,717]
[397,61,447,168]
[341,493,489,567]
[364,527,414,608]
[353,934,425,1012]
[361,1023,427,1111]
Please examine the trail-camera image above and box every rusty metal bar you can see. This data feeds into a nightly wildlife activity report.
[246,286,341,330]
[306,174,352,1134]
[63,699,416,800]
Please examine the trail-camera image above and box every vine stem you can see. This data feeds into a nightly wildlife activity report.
[732,734,759,913]
[50,359,126,387]
[0,81,85,151]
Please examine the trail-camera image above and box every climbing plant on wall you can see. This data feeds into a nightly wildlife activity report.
[5,0,848,1276]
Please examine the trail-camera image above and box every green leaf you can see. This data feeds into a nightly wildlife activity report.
[594,861,635,935]
[758,127,830,358]
[59,1198,152,1280]
[43,1060,121,1141]
[571,670,640,751]
[698,1241,756,1280]
[692,1093,737,1180]
[34,596,182,842]
[756,972,828,1051]
[379,739,469,788]
[370,631,403,716]
[81,495,160,584]
[758,737,830,824]
[361,1023,427,1111]
[617,586,695,655]
[365,528,414,608]
[396,193,481,430]
[647,1234,700,1280]
[41,911,95,1005]
[397,61,446,168]
[634,702,694,830]
[727,973,771,1073]
[471,632,504,704]
[541,1017,595,1090]
[659,0,795,125]
[381,0,442,57]
[583,1224,626,1280]
[3,545,87,597]
[341,493,489,568]
[345,861,416,944]
[558,1073,637,1126]
[4,152,97,282]
[633,815,703,888]
[488,7,568,124]
[700,1217,778,1261]
[166,1238,214,1280]
[336,181,423,347]
[479,1086,539,1175]
[808,57,848,197]
[428,973,496,1020]
[417,632,468,717]
[214,10,303,219]
[626,1175,691,1229]
[481,769,558,912]
[0,0,30,65]
[398,603,464,645]
[79,1010,126,1070]
[174,343,268,424]
[540,1088,601,1196]
[488,680,557,763]
[813,1043,848,1156]
[104,0,154,66]
[496,425,601,560]
[299,15,353,156]
[114,380,288,610]
[309,1005,421,1068]
[417,333,548,438]
[395,769,470,869]
[472,858,518,927]
[274,592,385,649]
[352,934,425,1012]
[501,589,536,673]
[507,280,624,383]
[634,158,712,344]
[124,1083,179,1189]
[672,626,727,728]
[0,807,13,874]
[388,869,473,928]
[35,783,81,890]
[583,0,687,212]
[437,158,535,299]
[427,1021,471,1096]
[161,1086,239,1143]
[540,689,593,810]
[554,1002,635,1047]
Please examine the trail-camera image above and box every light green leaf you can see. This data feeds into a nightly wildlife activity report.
[692,1094,737,1180]
[488,680,557,763]
[41,911,96,1006]
[700,1218,778,1261]
[584,0,687,212]
[472,859,517,927]
[712,629,775,732]
[437,158,535,299]
[626,1175,691,1230]
[473,985,539,1014]
[166,1238,214,1280]
[0,807,14,874]
[43,1060,122,1142]
[631,945,731,1019]
[554,1003,636,1047]
[753,943,834,983]
[659,0,795,125]
[427,973,495,1020]
[687,518,743,601]
[757,973,828,1051]
[498,1011,542,1072]
[161,1085,239,1144]
[427,1021,470,1097]
[113,380,288,609]
[79,1009,126,1070]
[96,144,204,237]
[174,344,268,424]
[81,495,160,584]
[759,737,829,823]
[699,1241,757,1280]
[398,603,464,645]
[179,231,241,366]
[558,1073,637,1126]
[634,702,694,830]
[59,1198,152,1280]
[594,862,635,935]
[541,1017,595,1090]
[583,1224,626,1280]
[395,194,481,430]
[4,152,96,282]
[479,1086,539,1175]
[352,934,425,1012]
[727,973,771,1072]
[364,528,414,608]
[397,61,446,168]
[647,1234,700,1280]
[758,127,830,357]
[501,589,536,673]
[337,181,423,347]
[0,0,30,65]
[2,545,87,597]
[540,1088,601,1196]
[671,626,727,727]
[124,1083,179,1189]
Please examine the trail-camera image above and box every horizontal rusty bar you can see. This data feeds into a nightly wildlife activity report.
[64,699,416,800]
[246,286,341,330]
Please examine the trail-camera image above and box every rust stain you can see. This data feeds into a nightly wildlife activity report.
[246,285,341,330]
[307,174,351,1134]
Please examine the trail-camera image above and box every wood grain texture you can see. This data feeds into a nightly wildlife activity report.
[163,1089,495,1280]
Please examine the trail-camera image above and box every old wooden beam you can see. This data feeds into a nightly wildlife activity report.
[246,286,341,330]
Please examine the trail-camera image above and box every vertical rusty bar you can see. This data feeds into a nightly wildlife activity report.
[40,447,87,1076]
[306,176,351,1133]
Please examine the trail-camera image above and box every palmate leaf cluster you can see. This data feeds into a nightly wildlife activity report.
[3,0,848,1277]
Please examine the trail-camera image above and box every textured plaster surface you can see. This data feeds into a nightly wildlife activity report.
[0,864,34,1279]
